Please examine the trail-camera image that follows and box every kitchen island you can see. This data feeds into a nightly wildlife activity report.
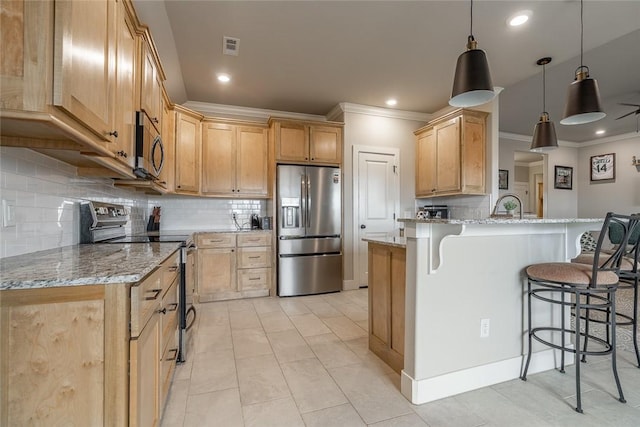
[397,217,602,405]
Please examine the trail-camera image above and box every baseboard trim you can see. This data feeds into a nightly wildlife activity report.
[342,279,358,291]
[400,349,573,404]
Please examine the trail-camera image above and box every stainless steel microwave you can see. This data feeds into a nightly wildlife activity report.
[134,111,164,179]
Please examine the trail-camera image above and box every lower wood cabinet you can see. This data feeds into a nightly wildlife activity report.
[196,232,272,302]
[0,249,181,427]
[368,242,406,374]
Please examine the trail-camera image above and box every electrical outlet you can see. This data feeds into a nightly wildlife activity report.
[480,318,490,338]
[2,199,16,228]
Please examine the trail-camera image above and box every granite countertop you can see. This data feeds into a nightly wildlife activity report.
[150,228,272,235]
[0,243,181,291]
[398,217,602,225]
[362,235,407,248]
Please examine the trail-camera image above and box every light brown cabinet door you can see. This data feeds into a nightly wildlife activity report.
[415,129,436,197]
[462,114,486,193]
[53,0,116,142]
[201,122,235,195]
[310,125,342,164]
[112,1,136,167]
[275,121,308,162]
[157,98,174,190]
[130,313,161,427]
[140,41,162,129]
[435,117,461,194]
[174,111,201,194]
[236,126,268,196]
[197,248,237,302]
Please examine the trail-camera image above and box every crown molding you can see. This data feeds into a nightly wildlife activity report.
[578,131,640,147]
[182,101,327,122]
[328,102,431,122]
[499,131,578,147]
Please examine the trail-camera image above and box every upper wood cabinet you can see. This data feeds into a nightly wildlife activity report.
[139,33,163,130]
[157,92,174,191]
[414,109,487,198]
[52,0,116,142]
[174,107,202,194]
[270,118,343,165]
[201,120,269,197]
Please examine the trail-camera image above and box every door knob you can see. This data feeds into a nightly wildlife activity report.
[360,224,366,229]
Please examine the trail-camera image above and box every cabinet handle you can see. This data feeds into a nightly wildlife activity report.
[177,185,181,188]
[108,130,119,138]
[248,277,260,281]
[167,302,178,312]
[152,117,159,124]
[248,256,260,259]
[168,265,179,272]
[116,150,128,158]
[157,307,167,314]
[165,348,178,362]
[145,288,162,300]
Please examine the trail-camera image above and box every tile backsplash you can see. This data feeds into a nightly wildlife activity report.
[0,147,269,259]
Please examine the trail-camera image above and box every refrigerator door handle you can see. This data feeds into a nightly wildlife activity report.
[306,174,311,228]
[300,173,306,231]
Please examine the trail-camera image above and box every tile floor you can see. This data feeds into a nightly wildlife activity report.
[161,289,640,427]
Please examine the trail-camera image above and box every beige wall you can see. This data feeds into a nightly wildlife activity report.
[342,112,426,288]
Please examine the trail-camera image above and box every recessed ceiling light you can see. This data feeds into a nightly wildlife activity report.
[217,74,231,83]
[595,129,606,135]
[508,10,531,27]
[386,99,397,107]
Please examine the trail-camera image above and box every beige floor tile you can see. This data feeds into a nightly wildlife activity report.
[305,333,361,369]
[304,300,343,318]
[368,413,428,426]
[412,394,486,427]
[231,327,273,359]
[454,387,550,426]
[356,319,369,331]
[322,315,367,340]
[173,359,193,381]
[328,363,413,424]
[336,303,369,322]
[196,302,229,326]
[189,348,237,395]
[229,309,261,330]
[252,297,283,314]
[301,403,366,427]
[281,358,348,413]
[194,324,232,354]
[289,313,332,337]
[236,353,291,405]
[183,388,243,427]
[226,298,256,312]
[258,310,295,333]
[242,397,304,427]
[160,379,189,427]
[267,329,315,363]
[280,298,311,316]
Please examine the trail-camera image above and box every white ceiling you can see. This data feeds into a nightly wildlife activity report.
[133,0,640,143]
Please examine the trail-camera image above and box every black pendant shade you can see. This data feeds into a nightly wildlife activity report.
[450,39,495,107]
[560,69,606,125]
[530,57,558,152]
[531,113,558,152]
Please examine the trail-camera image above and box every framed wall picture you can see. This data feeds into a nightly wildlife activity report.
[554,165,573,190]
[498,169,508,189]
[590,153,615,181]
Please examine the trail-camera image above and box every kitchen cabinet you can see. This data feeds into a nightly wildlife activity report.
[368,242,406,374]
[0,0,139,179]
[270,118,343,165]
[157,92,175,191]
[414,109,487,198]
[139,32,164,131]
[201,120,269,197]
[196,232,272,302]
[174,106,203,194]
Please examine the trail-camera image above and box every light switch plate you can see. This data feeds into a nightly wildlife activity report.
[2,199,16,228]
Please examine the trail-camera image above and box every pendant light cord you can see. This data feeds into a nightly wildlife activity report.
[580,0,584,68]
[542,63,547,113]
[470,0,473,38]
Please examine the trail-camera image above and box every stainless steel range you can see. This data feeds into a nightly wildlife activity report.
[79,201,197,363]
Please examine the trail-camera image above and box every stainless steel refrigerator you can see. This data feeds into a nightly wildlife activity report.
[277,165,342,296]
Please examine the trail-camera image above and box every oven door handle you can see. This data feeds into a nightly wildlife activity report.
[185,305,197,332]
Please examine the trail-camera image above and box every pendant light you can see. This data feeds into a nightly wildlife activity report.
[530,57,558,152]
[450,0,496,107]
[560,0,605,125]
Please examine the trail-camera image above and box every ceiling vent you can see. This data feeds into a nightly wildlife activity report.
[223,36,240,56]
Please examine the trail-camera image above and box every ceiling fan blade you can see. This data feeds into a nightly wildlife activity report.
[615,110,637,120]
[618,103,640,107]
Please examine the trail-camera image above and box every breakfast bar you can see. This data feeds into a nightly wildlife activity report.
[396,217,602,405]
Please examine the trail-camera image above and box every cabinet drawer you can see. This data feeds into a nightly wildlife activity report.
[131,267,163,338]
[160,280,179,350]
[238,268,271,291]
[162,251,180,297]
[237,233,271,247]
[160,328,178,410]
[197,233,236,248]
[237,247,271,269]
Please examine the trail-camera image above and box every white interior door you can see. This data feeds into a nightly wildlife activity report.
[355,150,399,287]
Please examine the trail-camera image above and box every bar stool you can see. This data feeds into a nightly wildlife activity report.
[572,219,640,367]
[521,212,640,413]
